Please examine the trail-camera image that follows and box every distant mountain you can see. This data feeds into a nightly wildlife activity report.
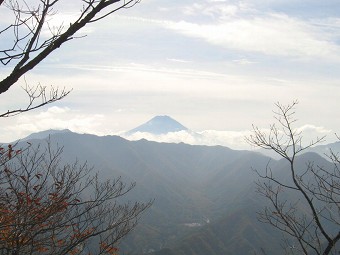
[258,141,340,161]
[21,129,71,141]
[307,141,340,160]
[127,115,188,135]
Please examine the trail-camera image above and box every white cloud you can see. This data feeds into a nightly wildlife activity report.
[165,13,340,60]
[122,130,253,150]
[232,58,257,65]
[182,2,249,19]
[43,12,83,35]
[296,124,332,143]
[166,58,192,63]
[121,123,336,150]
[0,107,108,142]
[184,4,239,17]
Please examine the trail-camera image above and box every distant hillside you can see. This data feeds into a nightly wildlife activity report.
[20,129,71,141]
[127,115,189,135]
[259,141,340,161]
[14,130,338,255]
[307,141,340,159]
[152,203,284,255]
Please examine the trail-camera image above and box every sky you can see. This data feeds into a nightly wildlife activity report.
[0,0,340,149]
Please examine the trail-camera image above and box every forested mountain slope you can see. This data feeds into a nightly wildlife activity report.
[13,131,336,255]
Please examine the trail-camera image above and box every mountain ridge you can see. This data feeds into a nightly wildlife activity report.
[21,129,72,141]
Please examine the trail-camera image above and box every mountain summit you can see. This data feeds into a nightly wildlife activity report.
[127,115,188,135]
[21,129,72,141]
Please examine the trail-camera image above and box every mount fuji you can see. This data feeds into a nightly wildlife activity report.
[126,115,189,135]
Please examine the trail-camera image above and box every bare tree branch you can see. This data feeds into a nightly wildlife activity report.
[248,101,340,255]
[0,80,71,118]
[0,0,141,95]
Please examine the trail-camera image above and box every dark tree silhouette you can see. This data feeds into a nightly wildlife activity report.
[0,140,151,255]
